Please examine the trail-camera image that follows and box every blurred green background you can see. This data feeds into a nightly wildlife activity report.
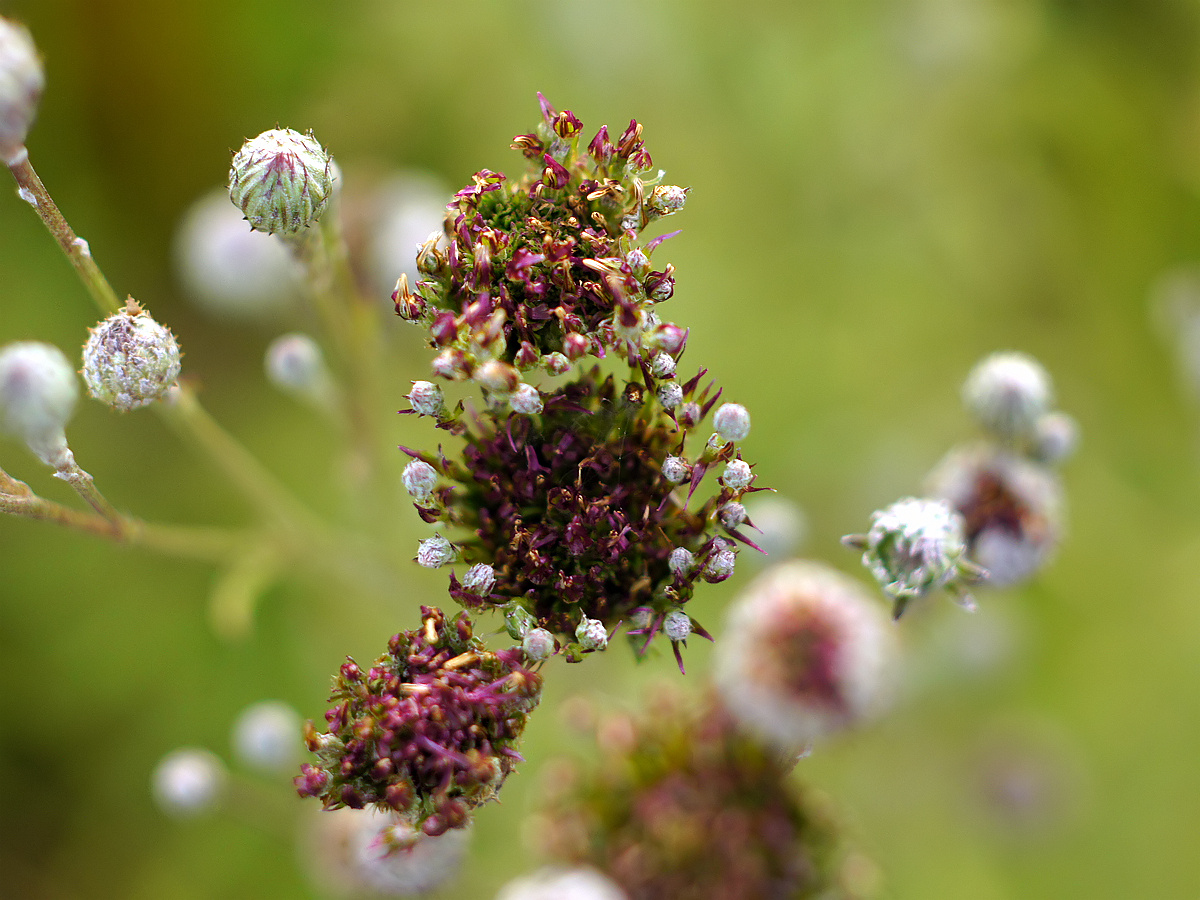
[3,0,1200,897]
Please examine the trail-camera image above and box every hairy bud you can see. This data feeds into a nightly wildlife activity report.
[0,17,43,161]
[82,303,181,412]
[229,128,334,235]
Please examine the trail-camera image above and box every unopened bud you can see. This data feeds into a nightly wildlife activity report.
[662,456,691,484]
[431,349,469,380]
[510,383,544,415]
[461,563,496,596]
[668,547,696,577]
[229,128,334,235]
[232,701,301,773]
[719,501,747,529]
[541,352,571,376]
[151,748,227,818]
[0,341,76,466]
[962,351,1052,441]
[402,459,439,500]
[649,322,686,355]
[656,381,683,410]
[713,403,751,442]
[703,544,737,583]
[82,303,181,412]
[663,610,692,642]
[677,401,702,428]
[646,185,688,216]
[575,616,608,651]
[416,534,457,568]
[0,17,43,161]
[720,459,754,491]
[1031,411,1079,465]
[563,332,590,361]
[265,333,331,403]
[406,381,445,417]
[649,352,677,379]
[504,604,537,640]
[475,359,520,395]
[523,627,556,661]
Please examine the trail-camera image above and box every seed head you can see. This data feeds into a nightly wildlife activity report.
[229,128,334,235]
[0,341,77,467]
[82,303,181,412]
[0,17,43,161]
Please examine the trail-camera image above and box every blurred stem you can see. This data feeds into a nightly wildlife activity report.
[5,147,122,315]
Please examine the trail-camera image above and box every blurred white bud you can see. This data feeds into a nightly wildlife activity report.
[510,383,544,415]
[229,128,334,235]
[402,459,439,501]
[151,748,227,818]
[1030,411,1078,466]
[962,351,1052,442]
[232,700,301,773]
[713,403,751,442]
[265,333,333,406]
[496,865,628,900]
[0,17,44,161]
[174,188,301,318]
[743,496,807,560]
[82,304,181,412]
[475,359,520,396]
[0,341,77,467]
[541,352,571,376]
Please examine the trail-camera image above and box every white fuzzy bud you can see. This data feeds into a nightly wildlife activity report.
[510,383,544,415]
[703,545,737,583]
[151,748,227,818]
[575,616,608,651]
[647,185,688,215]
[656,381,683,410]
[962,351,1052,441]
[625,248,649,270]
[402,459,439,500]
[541,352,571,376]
[663,610,692,642]
[668,546,697,577]
[720,459,754,491]
[713,402,751,442]
[661,455,690,484]
[82,305,181,412]
[416,534,457,568]
[232,701,301,773]
[1031,411,1079,465]
[265,333,331,402]
[229,128,333,235]
[461,563,496,596]
[649,351,677,379]
[0,341,77,466]
[861,497,969,602]
[496,866,627,900]
[406,381,444,417]
[719,501,747,530]
[0,17,44,161]
[522,628,556,661]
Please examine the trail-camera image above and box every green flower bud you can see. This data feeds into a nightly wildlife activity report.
[0,17,43,161]
[0,341,77,466]
[82,302,181,412]
[229,128,334,235]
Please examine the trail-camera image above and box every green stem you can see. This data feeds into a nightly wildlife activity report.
[54,458,122,526]
[5,147,123,315]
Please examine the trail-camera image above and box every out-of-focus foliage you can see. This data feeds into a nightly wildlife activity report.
[3,0,1200,897]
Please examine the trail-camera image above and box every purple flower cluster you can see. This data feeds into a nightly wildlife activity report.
[295,606,541,835]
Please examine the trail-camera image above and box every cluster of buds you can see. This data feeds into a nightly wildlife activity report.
[295,607,542,836]
[846,351,1075,615]
[536,688,839,900]
[391,93,689,406]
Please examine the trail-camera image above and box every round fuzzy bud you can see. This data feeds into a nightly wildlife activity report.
[174,188,301,317]
[523,627,556,661]
[0,341,77,466]
[232,701,301,773]
[541,352,571,376]
[713,403,751,442]
[510,383,544,415]
[229,128,334,235]
[624,248,649,271]
[649,322,687,356]
[720,459,754,491]
[0,18,43,161]
[656,381,683,410]
[152,748,227,818]
[649,352,677,379]
[661,455,690,485]
[575,616,608,651]
[1031,412,1079,465]
[644,270,675,302]
[743,496,807,560]
[265,333,331,402]
[860,497,970,605]
[82,305,181,412]
[406,381,444,417]
[663,610,692,642]
[668,546,697,578]
[719,501,747,530]
[416,534,457,568]
[475,359,520,396]
[496,866,627,900]
[716,561,894,755]
[461,563,496,597]
[646,185,688,216]
[677,401,702,429]
[962,351,1052,442]
[703,545,737,583]
[402,459,439,500]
